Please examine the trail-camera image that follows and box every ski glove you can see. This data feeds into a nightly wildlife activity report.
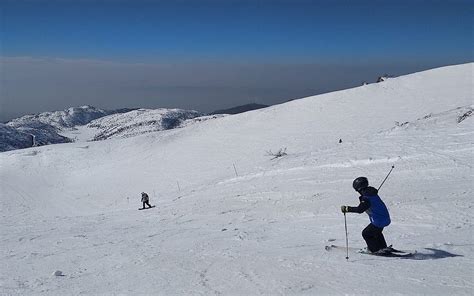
[341,206,349,213]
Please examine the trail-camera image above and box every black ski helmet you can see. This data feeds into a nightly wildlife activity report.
[353,177,369,192]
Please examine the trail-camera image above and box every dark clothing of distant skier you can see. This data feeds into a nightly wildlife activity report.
[342,180,391,253]
[141,192,152,209]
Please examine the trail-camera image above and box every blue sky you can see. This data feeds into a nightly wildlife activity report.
[1,0,472,120]
[3,0,472,62]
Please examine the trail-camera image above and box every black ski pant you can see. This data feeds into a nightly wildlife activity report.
[142,201,151,208]
[362,223,387,252]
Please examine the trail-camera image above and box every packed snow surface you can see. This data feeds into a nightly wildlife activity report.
[1,63,473,295]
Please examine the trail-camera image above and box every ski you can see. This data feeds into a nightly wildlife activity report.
[325,244,360,252]
[325,244,415,258]
[138,205,156,210]
[383,246,409,254]
[358,249,415,258]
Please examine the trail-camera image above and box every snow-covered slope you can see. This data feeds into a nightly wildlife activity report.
[2,106,202,151]
[7,105,112,130]
[78,108,202,141]
[387,105,473,131]
[2,106,116,151]
[0,63,473,295]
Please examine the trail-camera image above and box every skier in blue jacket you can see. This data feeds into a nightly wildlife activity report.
[341,177,391,253]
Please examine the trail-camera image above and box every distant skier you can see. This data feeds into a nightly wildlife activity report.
[341,177,391,253]
[141,192,152,209]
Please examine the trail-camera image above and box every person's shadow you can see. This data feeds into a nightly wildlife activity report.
[404,248,463,260]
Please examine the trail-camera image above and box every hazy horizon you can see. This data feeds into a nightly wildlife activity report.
[1,0,472,122]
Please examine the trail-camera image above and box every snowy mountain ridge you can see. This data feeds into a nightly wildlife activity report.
[7,105,113,130]
[0,63,473,295]
[1,106,203,151]
[2,105,121,151]
[84,108,203,141]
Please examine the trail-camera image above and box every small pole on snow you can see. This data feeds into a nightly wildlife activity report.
[233,163,239,177]
[176,181,181,192]
[344,212,349,261]
[378,165,395,191]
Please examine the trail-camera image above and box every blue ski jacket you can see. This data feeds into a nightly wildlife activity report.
[347,187,391,228]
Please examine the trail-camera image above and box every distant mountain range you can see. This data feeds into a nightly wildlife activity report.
[3,106,131,151]
[84,108,203,141]
[1,103,271,152]
[210,103,269,115]
[6,106,131,130]
[0,106,203,152]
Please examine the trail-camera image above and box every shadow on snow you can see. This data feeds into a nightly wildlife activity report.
[405,248,463,260]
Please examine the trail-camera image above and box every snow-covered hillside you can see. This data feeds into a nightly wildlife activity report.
[2,106,119,151]
[63,108,202,141]
[0,123,33,151]
[1,106,202,151]
[7,105,112,130]
[0,63,473,295]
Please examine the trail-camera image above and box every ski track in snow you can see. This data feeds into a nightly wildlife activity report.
[1,64,473,295]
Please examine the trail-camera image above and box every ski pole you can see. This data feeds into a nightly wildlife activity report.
[378,165,395,191]
[344,212,349,261]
